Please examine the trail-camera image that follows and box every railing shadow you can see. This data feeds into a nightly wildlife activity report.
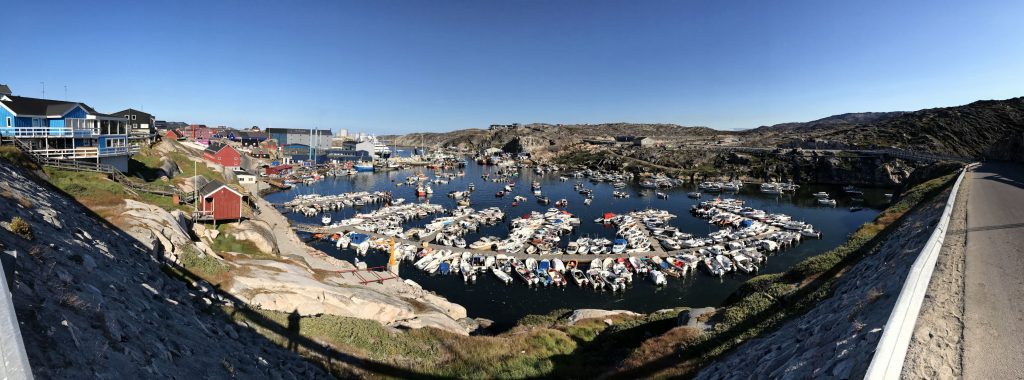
[14,158,447,379]
[166,262,450,379]
[605,177,955,379]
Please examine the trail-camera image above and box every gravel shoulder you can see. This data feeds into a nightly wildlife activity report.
[902,170,970,379]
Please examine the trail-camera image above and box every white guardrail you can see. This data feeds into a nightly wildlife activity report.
[0,250,33,379]
[865,164,975,379]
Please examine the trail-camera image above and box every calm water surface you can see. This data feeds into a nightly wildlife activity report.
[265,162,887,328]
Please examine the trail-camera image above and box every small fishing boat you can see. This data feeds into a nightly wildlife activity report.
[800,228,822,238]
[566,242,580,255]
[552,258,566,273]
[656,191,669,199]
[649,270,667,286]
[818,198,837,207]
[812,191,830,199]
[586,268,605,290]
[492,267,513,284]
[321,214,332,225]
[687,191,702,199]
[570,268,589,287]
[611,239,628,254]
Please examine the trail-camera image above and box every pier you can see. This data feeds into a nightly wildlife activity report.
[293,222,788,260]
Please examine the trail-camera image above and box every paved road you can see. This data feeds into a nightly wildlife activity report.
[964,163,1024,380]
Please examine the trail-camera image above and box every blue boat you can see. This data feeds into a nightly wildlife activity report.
[439,261,451,275]
[539,259,551,271]
[535,269,552,287]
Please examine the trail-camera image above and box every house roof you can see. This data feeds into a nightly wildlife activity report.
[265,127,332,135]
[0,95,98,117]
[0,84,11,95]
[112,108,154,120]
[204,142,238,155]
[200,180,243,198]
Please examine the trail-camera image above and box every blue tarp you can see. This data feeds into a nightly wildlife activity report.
[614,238,628,245]
[740,220,754,227]
[349,233,369,244]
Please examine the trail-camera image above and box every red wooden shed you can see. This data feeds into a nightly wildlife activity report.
[196,180,243,222]
[203,143,242,168]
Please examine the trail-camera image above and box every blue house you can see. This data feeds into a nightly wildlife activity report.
[0,93,135,171]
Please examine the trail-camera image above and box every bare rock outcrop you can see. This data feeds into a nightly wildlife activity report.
[228,259,470,335]
[119,199,193,262]
[232,220,278,255]
[568,309,641,325]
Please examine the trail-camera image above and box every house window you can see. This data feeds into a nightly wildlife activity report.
[131,115,137,120]
[6,117,11,127]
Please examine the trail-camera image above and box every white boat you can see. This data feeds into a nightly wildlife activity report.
[649,270,667,286]
[800,228,822,238]
[760,182,782,195]
[586,268,604,290]
[570,268,589,287]
[656,191,669,199]
[732,254,758,274]
[812,191,829,199]
[484,255,495,269]
[601,271,624,292]
[818,198,837,206]
[492,267,513,284]
[321,214,332,225]
[566,242,580,255]
[553,258,566,273]
[462,262,477,283]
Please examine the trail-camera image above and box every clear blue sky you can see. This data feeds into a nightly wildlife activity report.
[3,0,1022,134]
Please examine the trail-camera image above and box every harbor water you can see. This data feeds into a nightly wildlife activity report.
[265,163,887,329]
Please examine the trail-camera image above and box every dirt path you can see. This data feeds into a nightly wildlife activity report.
[901,169,970,379]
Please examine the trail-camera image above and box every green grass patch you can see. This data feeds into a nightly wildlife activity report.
[223,307,581,379]
[0,146,39,170]
[211,224,274,258]
[179,245,228,278]
[45,169,132,209]
[8,216,33,240]
[168,151,226,184]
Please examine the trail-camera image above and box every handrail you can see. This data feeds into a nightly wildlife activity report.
[865,163,975,379]
[0,250,33,379]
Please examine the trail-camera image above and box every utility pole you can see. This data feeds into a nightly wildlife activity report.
[40,82,45,98]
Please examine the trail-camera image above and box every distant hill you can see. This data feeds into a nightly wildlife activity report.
[387,97,1024,161]
[751,112,906,133]
[744,97,1024,159]
[387,123,720,154]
